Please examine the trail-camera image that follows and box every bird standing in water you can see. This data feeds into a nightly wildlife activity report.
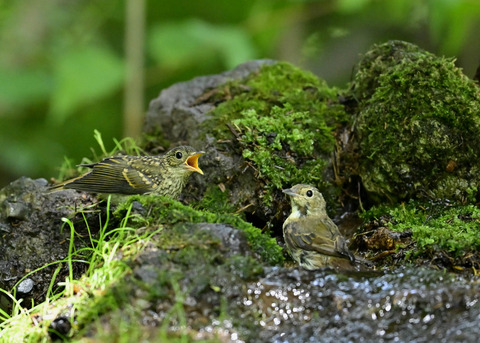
[282,184,361,271]
[50,146,204,199]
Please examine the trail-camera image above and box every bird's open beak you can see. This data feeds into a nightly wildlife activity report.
[282,188,299,197]
[185,152,205,175]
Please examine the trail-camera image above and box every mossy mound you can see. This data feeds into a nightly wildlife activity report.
[359,201,480,272]
[201,62,347,222]
[114,195,284,266]
[73,222,266,341]
[352,40,480,203]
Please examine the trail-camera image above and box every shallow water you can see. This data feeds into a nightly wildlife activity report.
[236,267,480,343]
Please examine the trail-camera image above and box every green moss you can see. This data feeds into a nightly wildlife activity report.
[114,195,284,266]
[150,223,265,283]
[192,185,236,213]
[234,106,330,192]
[204,62,347,204]
[351,40,426,101]
[352,41,480,203]
[363,201,480,258]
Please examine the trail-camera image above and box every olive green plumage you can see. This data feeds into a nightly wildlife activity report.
[50,146,204,199]
[282,184,362,271]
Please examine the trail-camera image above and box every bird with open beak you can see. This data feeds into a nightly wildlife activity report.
[50,146,204,199]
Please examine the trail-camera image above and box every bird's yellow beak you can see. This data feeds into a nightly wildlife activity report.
[185,152,204,175]
[282,188,299,197]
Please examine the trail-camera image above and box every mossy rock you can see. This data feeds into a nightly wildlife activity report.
[351,40,480,203]
[145,60,348,230]
[205,62,346,200]
[357,201,480,271]
[114,195,284,266]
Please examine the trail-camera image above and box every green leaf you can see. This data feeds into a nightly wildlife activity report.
[336,0,371,13]
[0,67,52,108]
[429,0,480,56]
[148,19,256,70]
[49,45,124,124]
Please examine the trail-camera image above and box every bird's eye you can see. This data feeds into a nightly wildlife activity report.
[306,190,313,197]
[175,152,183,159]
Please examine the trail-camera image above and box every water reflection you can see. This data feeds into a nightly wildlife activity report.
[240,267,480,342]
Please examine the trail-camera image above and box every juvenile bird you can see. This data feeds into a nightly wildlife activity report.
[282,184,361,271]
[50,146,204,199]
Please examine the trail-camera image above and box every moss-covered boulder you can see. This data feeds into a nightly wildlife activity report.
[145,60,348,230]
[356,200,480,271]
[351,40,480,203]
[76,222,268,341]
[114,195,284,266]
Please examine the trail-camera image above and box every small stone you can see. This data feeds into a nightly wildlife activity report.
[34,178,49,187]
[0,223,11,233]
[131,200,146,215]
[4,201,28,220]
[49,316,71,338]
[196,223,251,257]
[16,278,34,295]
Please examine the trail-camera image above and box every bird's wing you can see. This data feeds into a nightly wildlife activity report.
[63,157,154,194]
[284,219,355,261]
[320,218,355,262]
[284,221,340,258]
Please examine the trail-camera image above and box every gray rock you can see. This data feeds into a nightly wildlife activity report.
[0,176,103,312]
[145,59,275,144]
[194,222,251,258]
[4,200,29,220]
[16,278,34,295]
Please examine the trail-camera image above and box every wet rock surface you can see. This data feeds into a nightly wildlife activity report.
[85,222,480,342]
[247,267,480,343]
[0,177,102,312]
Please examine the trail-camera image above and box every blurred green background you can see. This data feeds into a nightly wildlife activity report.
[1,0,479,187]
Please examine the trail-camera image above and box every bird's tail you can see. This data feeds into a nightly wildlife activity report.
[48,175,84,192]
